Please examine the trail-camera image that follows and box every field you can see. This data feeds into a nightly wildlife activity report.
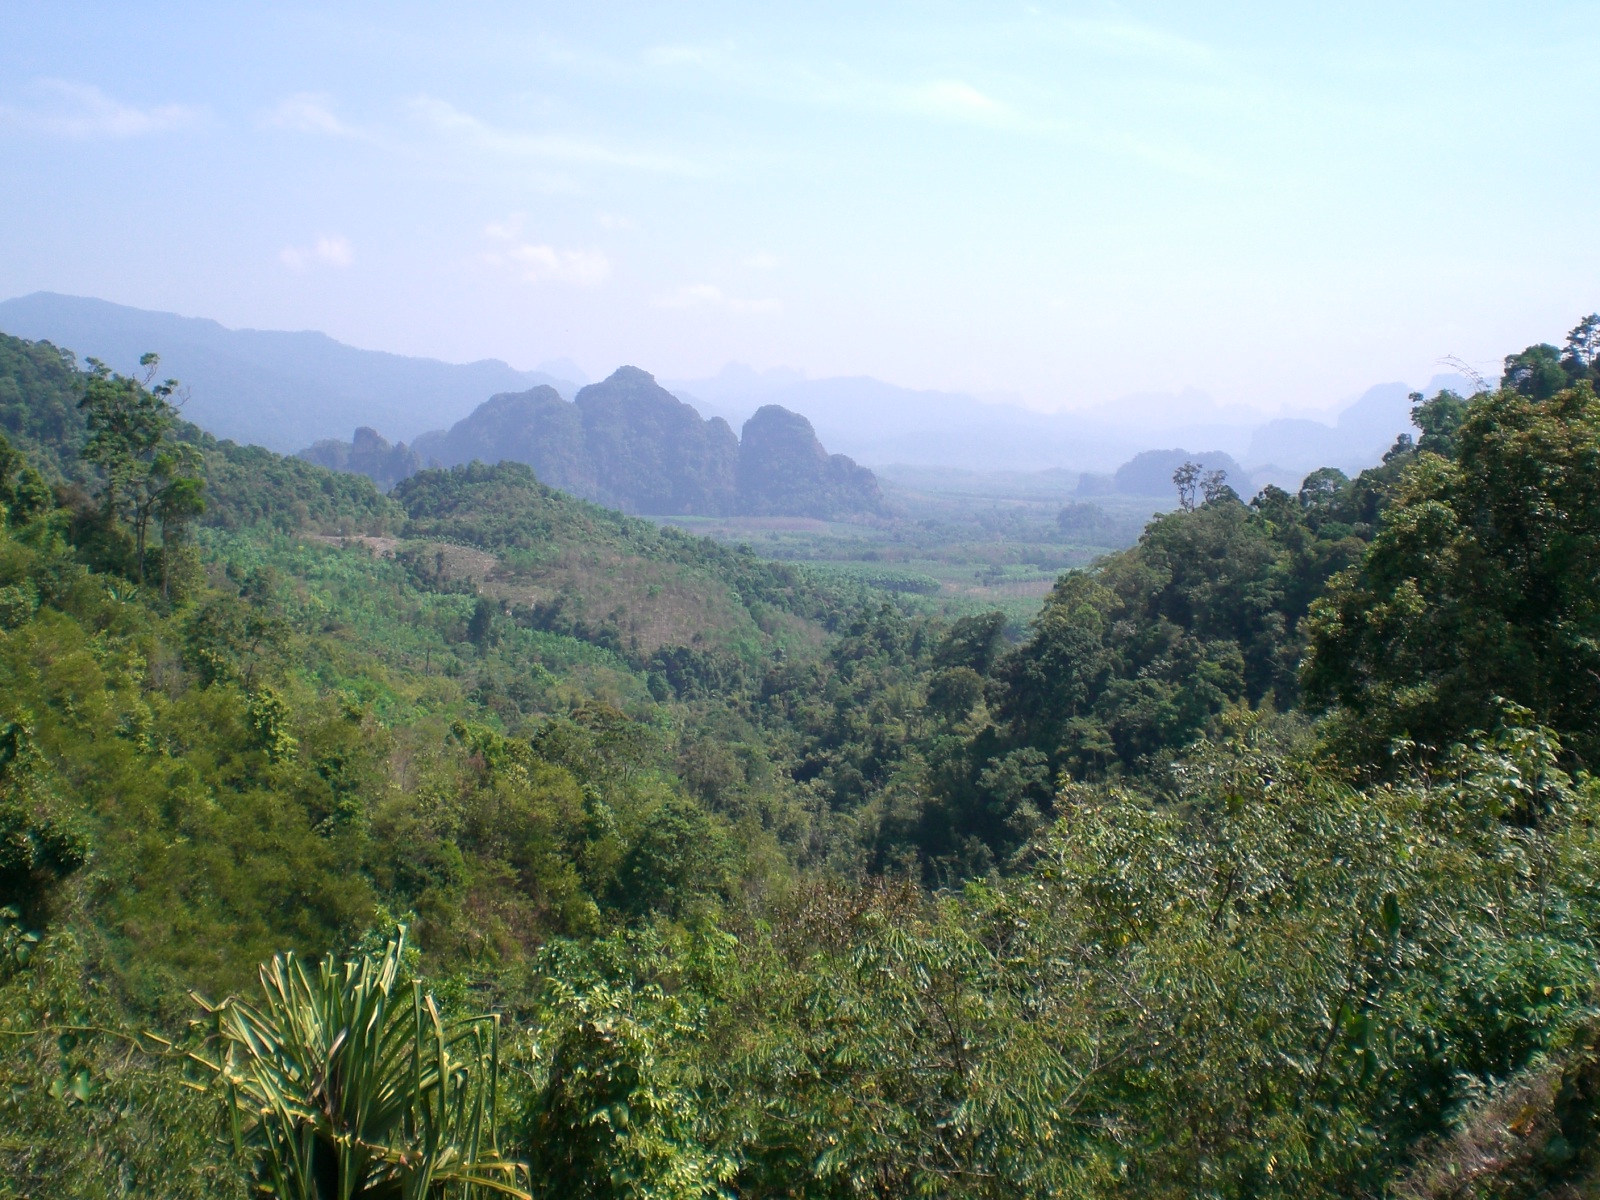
[654,465,1167,626]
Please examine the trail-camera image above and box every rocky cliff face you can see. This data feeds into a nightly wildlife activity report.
[299,426,420,492]
[737,404,884,518]
[411,385,593,496]
[575,366,739,516]
[302,367,883,518]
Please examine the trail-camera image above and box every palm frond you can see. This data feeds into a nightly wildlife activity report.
[192,927,530,1200]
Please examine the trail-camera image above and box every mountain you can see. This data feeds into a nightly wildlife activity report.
[0,292,579,451]
[339,367,886,519]
[667,361,805,417]
[670,372,1125,472]
[736,404,884,517]
[671,366,1481,479]
[412,385,593,496]
[0,294,1477,484]
[1244,375,1474,475]
[534,356,591,385]
[1098,448,1248,497]
[669,372,1285,472]
[575,366,741,516]
[299,426,422,492]
[410,368,739,516]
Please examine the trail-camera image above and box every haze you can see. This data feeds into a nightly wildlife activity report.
[2,1,1595,416]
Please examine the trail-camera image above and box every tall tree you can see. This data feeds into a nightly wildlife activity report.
[155,463,205,599]
[78,353,202,586]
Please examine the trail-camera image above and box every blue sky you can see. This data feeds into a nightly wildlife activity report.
[1,2,1595,414]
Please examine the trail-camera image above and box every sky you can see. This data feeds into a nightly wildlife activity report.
[1,1,1596,416]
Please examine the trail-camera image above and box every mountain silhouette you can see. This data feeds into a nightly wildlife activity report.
[337,368,884,519]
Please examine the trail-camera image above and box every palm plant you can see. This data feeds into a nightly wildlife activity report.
[191,929,529,1199]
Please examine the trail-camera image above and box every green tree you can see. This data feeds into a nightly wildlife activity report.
[1565,313,1600,384]
[526,941,732,1200]
[1304,377,1600,768]
[1502,342,1568,400]
[1173,460,1202,511]
[156,466,206,599]
[1411,389,1470,457]
[0,432,53,525]
[0,715,88,923]
[469,596,496,646]
[78,353,202,585]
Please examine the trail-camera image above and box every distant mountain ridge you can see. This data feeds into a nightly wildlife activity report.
[667,371,1102,471]
[667,367,1475,476]
[1242,378,1471,475]
[0,294,1476,480]
[1079,449,1249,498]
[306,367,886,520]
[0,292,578,451]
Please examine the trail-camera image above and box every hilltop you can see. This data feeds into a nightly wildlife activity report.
[0,329,852,680]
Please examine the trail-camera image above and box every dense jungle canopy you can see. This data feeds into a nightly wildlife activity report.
[1,317,1599,1197]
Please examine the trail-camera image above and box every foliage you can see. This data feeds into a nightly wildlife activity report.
[0,335,85,482]
[884,470,1384,867]
[524,937,735,1200]
[0,329,399,542]
[0,714,89,923]
[1304,375,1600,770]
[2,318,1600,1198]
[75,353,206,587]
[193,929,527,1199]
[0,927,247,1199]
[510,713,1600,1197]
[202,441,400,535]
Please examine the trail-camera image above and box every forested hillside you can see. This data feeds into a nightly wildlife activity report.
[1,318,1600,1198]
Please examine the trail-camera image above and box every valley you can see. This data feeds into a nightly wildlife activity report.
[3,6,1591,1192]
[0,315,1598,1198]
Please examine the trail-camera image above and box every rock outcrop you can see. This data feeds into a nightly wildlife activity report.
[736,404,883,518]
[299,426,420,492]
[302,367,883,518]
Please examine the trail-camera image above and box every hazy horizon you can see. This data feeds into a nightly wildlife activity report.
[3,3,1595,416]
[0,288,1475,433]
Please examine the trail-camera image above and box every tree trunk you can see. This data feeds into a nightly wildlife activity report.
[134,509,147,584]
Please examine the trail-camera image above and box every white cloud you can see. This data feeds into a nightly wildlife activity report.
[263,93,367,139]
[280,236,355,271]
[655,284,780,315]
[743,252,782,269]
[597,212,637,230]
[0,80,204,138]
[484,216,525,241]
[898,80,1011,123]
[482,221,609,286]
[498,244,610,286]
[410,96,696,174]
